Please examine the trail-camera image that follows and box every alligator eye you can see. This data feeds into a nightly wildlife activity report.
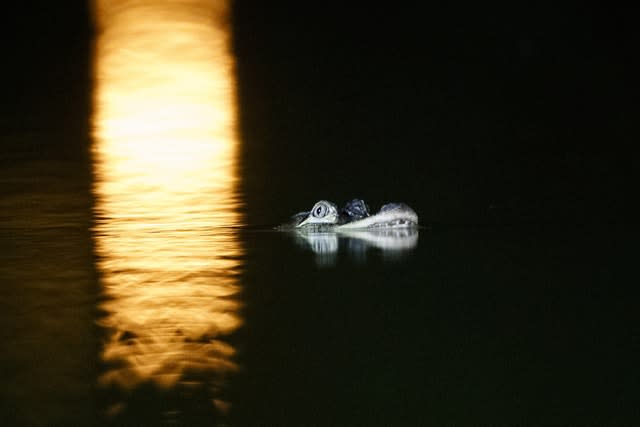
[314,204,326,217]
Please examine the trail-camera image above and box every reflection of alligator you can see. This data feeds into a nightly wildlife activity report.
[296,228,419,254]
[284,199,419,230]
[292,228,419,266]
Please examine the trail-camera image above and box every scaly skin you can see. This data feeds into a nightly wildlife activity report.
[293,200,418,230]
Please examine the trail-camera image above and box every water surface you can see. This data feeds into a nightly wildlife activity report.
[0,1,637,426]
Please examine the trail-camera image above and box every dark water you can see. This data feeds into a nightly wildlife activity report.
[234,224,637,426]
[1,158,636,426]
[1,2,638,426]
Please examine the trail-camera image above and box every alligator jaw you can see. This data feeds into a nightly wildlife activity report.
[335,205,418,230]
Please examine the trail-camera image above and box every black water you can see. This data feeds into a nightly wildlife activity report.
[1,3,638,426]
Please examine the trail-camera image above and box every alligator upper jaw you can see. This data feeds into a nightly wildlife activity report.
[334,207,418,230]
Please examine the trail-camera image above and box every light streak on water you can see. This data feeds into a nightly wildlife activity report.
[91,0,242,417]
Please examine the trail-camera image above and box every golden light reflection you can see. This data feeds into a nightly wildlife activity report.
[91,0,242,411]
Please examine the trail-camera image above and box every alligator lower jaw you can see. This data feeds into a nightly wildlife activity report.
[339,218,418,229]
[295,219,418,232]
[335,210,418,230]
[336,220,418,230]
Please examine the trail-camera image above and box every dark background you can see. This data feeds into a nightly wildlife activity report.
[231,3,637,225]
[2,2,637,226]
